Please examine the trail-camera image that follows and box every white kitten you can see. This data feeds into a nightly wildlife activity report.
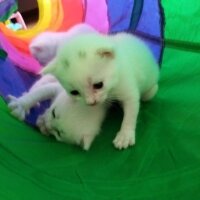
[8,75,107,150]
[29,23,97,65]
[41,32,159,150]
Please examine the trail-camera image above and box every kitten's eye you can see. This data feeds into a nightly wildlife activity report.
[52,108,56,118]
[70,90,80,96]
[93,82,103,89]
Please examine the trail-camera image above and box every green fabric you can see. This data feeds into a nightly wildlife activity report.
[162,0,200,51]
[1,1,200,199]
[0,49,8,60]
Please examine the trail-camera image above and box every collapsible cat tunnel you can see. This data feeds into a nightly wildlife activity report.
[0,0,200,199]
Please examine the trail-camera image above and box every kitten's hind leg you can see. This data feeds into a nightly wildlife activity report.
[141,84,158,102]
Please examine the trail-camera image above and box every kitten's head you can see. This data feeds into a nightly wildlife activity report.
[29,32,58,65]
[36,93,98,150]
[42,34,119,106]
[37,93,73,143]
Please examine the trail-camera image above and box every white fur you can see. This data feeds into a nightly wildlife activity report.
[29,24,97,65]
[8,75,107,150]
[42,32,159,150]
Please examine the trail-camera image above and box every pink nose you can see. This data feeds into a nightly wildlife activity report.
[87,99,97,106]
[89,101,97,106]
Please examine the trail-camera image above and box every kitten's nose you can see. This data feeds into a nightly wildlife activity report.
[89,101,97,106]
[86,98,97,106]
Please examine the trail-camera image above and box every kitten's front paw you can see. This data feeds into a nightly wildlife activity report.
[7,95,27,121]
[113,130,135,150]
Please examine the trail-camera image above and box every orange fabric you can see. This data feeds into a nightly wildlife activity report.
[0,23,22,38]
[6,37,30,54]
[58,0,84,31]
[0,24,30,54]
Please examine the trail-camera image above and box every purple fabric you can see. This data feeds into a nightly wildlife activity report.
[107,0,134,33]
[84,0,109,33]
[0,58,49,126]
[0,32,41,74]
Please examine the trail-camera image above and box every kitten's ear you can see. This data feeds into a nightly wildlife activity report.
[29,42,45,54]
[96,48,115,59]
[39,59,57,75]
[30,45,42,52]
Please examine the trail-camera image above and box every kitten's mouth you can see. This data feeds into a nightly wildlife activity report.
[88,102,97,106]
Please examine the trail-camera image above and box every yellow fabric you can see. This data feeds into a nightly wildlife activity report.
[16,0,52,38]
[47,0,64,31]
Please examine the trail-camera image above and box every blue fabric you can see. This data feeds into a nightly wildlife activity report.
[0,59,27,98]
[138,36,162,64]
[0,58,50,126]
[107,0,163,64]
[129,0,143,31]
[136,0,161,37]
[133,0,164,63]
[107,0,134,33]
